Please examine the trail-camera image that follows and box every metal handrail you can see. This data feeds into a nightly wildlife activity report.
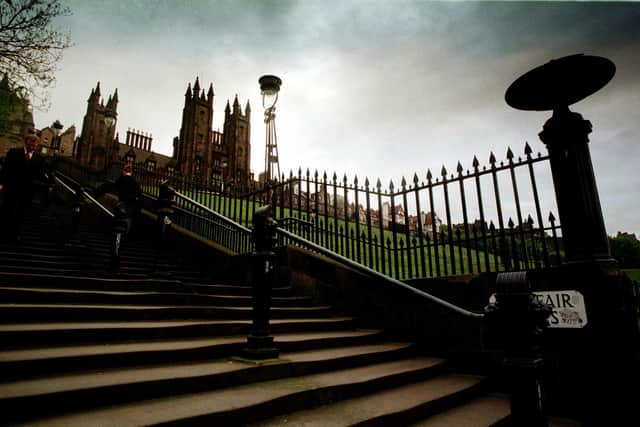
[172,189,252,235]
[54,172,114,218]
[277,226,485,319]
[160,189,483,319]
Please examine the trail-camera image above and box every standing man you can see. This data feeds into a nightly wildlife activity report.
[0,132,48,242]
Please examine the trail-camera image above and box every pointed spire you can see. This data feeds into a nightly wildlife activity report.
[200,89,206,101]
[506,147,514,161]
[193,77,200,93]
[112,88,118,103]
[225,100,231,114]
[245,100,251,115]
[207,83,214,98]
[233,94,240,110]
[185,82,192,98]
[95,82,101,97]
[524,142,533,157]
[489,152,497,166]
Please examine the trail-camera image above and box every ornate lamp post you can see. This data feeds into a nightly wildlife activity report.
[259,75,282,184]
[506,54,615,263]
[103,110,118,175]
[52,120,63,155]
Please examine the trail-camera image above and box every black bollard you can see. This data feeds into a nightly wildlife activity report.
[243,205,279,360]
[485,271,553,427]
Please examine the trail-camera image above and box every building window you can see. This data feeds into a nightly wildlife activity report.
[146,161,156,172]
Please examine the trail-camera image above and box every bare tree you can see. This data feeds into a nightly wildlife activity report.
[0,0,72,109]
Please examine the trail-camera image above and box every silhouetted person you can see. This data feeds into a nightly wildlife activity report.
[0,132,49,242]
[95,164,142,273]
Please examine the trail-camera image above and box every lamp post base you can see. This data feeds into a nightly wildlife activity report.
[242,334,279,360]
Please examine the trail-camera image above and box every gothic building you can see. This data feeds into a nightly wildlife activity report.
[75,82,119,170]
[75,78,252,189]
[175,77,251,190]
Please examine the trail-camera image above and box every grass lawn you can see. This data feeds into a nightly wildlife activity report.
[623,269,640,284]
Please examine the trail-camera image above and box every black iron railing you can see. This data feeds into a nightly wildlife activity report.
[169,189,253,254]
[53,143,563,279]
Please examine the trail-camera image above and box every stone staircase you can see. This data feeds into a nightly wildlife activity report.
[0,203,513,426]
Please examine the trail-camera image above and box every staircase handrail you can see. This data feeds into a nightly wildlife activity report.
[54,171,114,218]
[172,189,252,235]
[275,225,485,319]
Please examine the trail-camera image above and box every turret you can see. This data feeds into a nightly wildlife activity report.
[185,82,192,101]
[110,88,119,110]
[207,83,214,105]
[233,94,241,113]
[245,100,251,118]
[193,77,200,95]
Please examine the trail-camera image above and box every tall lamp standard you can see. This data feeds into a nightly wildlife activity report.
[103,110,117,175]
[259,75,282,184]
[52,120,63,155]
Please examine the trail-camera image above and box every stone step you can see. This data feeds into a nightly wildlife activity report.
[0,343,420,424]
[252,374,492,427]
[407,394,510,426]
[0,303,333,322]
[0,272,293,296]
[0,286,312,307]
[0,330,383,380]
[0,317,358,348]
[0,254,196,273]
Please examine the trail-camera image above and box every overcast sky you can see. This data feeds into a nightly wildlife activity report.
[34,1,640,235]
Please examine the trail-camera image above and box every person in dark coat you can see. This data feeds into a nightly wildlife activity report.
[95,164,142,273]
[0,132,49,242]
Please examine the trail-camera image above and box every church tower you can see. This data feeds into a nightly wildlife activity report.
[177,77,214,178]
[223,95,251,190]
[76,82,118,170]
[176,77,251,189]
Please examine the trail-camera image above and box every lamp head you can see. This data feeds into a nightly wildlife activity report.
[259,75,282,109]
[52,119,63,136]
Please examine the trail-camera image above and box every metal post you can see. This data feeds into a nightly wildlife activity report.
[485,271,552,427]
[71,183,84,238]
[154,182,174,276]
[538,108,613,263]
[109,202,131,275]
[243,205,279,360]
